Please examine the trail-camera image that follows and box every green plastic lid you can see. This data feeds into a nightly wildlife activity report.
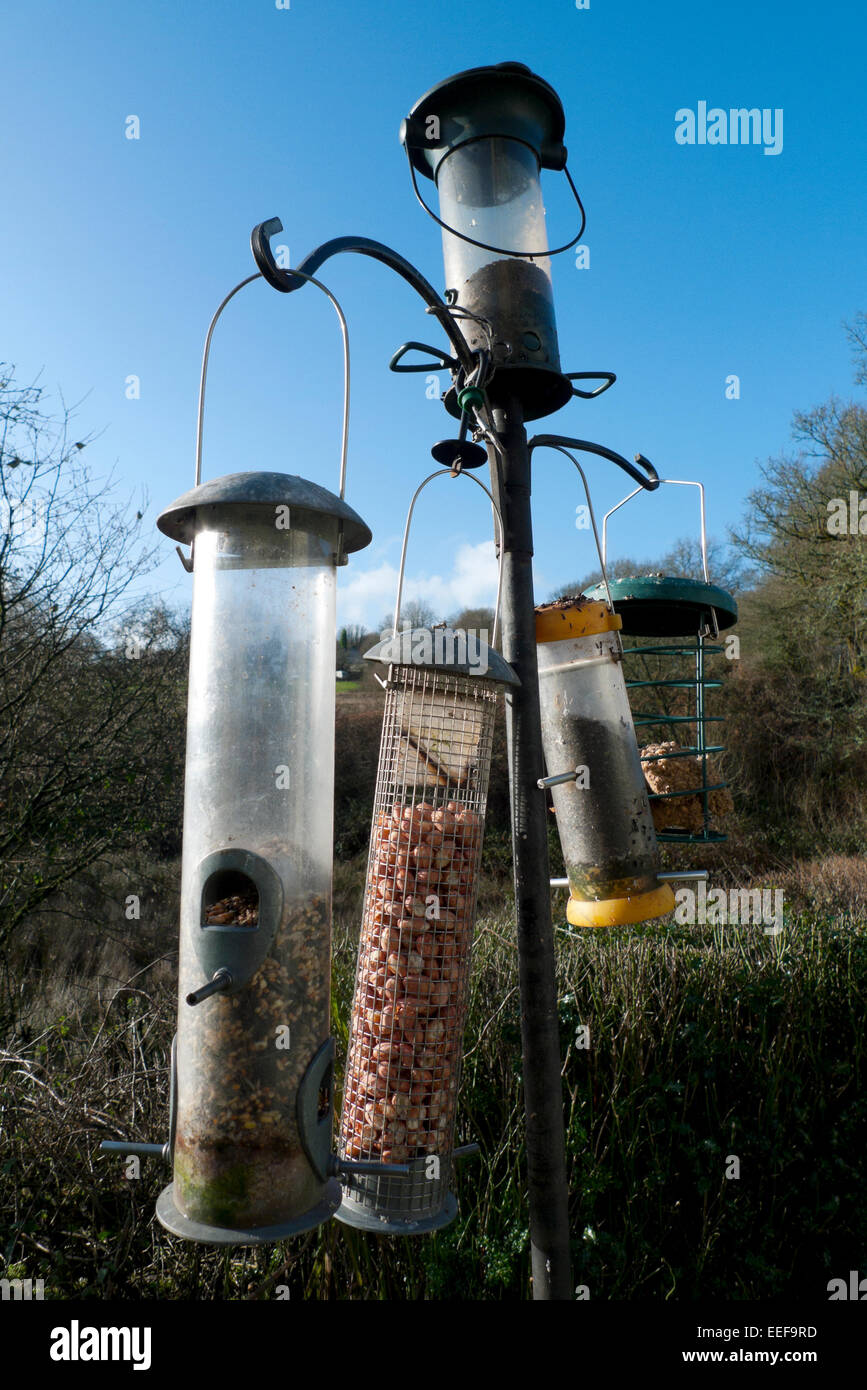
[583,576,737,637]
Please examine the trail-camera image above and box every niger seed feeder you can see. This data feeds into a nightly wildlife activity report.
[401,61,589,421]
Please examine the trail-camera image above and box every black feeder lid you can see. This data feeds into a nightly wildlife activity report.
[401,61,567,181]
[156,471,372,552]
[583,576,738,638]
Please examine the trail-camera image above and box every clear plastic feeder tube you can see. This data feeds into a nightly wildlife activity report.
[536,600,675,929]
[155,472,370,1242]
[437,138,558,366]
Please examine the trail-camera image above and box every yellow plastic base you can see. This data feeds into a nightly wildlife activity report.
[566,881,676,928]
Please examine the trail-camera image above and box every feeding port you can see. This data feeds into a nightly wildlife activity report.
[536,599,675,928]
[153,472,370,1243]
[337,630,517,1232]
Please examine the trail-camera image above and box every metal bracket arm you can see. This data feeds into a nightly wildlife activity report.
[251,218,475,373]
[529,434,660,492]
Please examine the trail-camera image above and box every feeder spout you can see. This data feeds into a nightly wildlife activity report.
[100,1140,170,1161]
[453,1143,482,1162]
[185,968,233,1007]
[538,767,586,790]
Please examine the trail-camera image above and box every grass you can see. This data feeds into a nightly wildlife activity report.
[2,853,866,1300]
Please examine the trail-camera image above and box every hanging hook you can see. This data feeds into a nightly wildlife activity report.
[193,251,352,510]
[250,216,305,292]
[392,469,506,651]
[529,435,660,493]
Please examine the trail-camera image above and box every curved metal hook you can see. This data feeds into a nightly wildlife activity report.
[250,219,475,374]
[250,216,296,291]
[528,434,660,493]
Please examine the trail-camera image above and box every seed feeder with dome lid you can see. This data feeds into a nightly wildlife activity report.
[102,266,390,1244]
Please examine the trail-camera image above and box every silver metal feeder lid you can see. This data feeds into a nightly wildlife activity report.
[365,627,520,686]
[157,470,372,553]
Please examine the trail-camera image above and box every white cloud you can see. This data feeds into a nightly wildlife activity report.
[337,538,498,631]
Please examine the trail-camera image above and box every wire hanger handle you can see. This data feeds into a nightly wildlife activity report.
[193,265,351,501]
[405,137,586,260]
[392,469,505,650]
[600,479,710,582]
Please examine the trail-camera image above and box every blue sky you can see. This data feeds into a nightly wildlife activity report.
[2,0,864,631]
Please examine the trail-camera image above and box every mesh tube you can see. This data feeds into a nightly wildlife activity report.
[338,666,498,1227]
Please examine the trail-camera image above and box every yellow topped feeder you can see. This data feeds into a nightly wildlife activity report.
[536,597,675,927]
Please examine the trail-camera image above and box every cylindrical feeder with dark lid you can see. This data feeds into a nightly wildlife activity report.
[536,598,675,928]
[155,470,371,1244]
[336,626,518,1233]
[401,62,578,421]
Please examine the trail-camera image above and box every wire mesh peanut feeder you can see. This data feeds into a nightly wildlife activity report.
[585,480,738,845]
[337,469,517,1233]
[337,630,517,1232]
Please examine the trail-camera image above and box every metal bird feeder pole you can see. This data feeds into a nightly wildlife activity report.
[486,397,573,1297]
